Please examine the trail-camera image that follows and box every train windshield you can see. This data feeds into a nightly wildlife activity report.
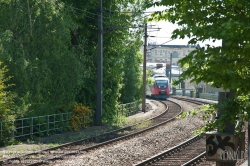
[156,80,168,87]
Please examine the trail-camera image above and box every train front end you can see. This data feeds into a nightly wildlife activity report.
[148,77,170,99]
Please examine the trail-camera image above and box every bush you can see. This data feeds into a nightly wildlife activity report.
[70,103,93,131]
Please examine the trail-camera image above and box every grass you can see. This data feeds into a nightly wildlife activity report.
[48,143,59,148]
[125,117,146,126]
[132,120,152,130]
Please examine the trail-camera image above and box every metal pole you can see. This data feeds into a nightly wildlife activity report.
[179,67,181,89]
[248,121,250,166]
[142,23,147,113]
[96,0,103,125]
[170,53,172,91]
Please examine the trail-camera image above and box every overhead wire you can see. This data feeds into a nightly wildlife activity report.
[148,21,163,45]
[66,6,148,30]
[63,3,164,29]
[34,0,168,30]
[147,39,175,52]
[57,2,166,37]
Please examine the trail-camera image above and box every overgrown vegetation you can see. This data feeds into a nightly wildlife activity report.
[0,0,153,145]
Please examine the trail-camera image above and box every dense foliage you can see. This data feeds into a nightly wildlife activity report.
[0,0,81,117]
[148,0,250,133]
[120,41,143,104]
[59,0,151,124]
[0,63,16,145]
[0,0,151,143]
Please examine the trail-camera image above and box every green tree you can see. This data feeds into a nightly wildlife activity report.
[95,1,152,124]
[0,61,16,145]
[120,39,143,104]
[62,0,152,124]
[0,0,153,126]
[148,0,250,133]
[0,0,82,116]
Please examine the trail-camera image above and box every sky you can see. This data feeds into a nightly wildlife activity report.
[145,6,222,47]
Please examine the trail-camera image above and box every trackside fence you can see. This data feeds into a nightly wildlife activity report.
[0,112,93,141]
[173,88,219,101]
[199,93,218,101]
[175,89,193,97]
[0,101,141,141]
[117,100,141,117]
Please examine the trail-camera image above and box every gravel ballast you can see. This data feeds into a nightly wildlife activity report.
[55,98,206,166]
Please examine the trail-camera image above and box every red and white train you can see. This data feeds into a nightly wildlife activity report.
[146,74,171,99]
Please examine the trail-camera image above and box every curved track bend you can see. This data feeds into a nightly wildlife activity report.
[1,100,182,166]
[135,97,245,166]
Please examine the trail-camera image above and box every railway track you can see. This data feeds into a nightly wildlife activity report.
[134,134,206,166]
[171,96,247,166]
[0,100,183,166]
[2,97,227,166]
[134,97,247,166]
[170,96,217,105]
[133,97,211,166]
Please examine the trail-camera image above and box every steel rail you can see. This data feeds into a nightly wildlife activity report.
[182,151,206,166]
[24,100,182,166]
[170,96,217,105]
[134,134,205,166]
[133,98,214,166]
[0,100,181,166]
